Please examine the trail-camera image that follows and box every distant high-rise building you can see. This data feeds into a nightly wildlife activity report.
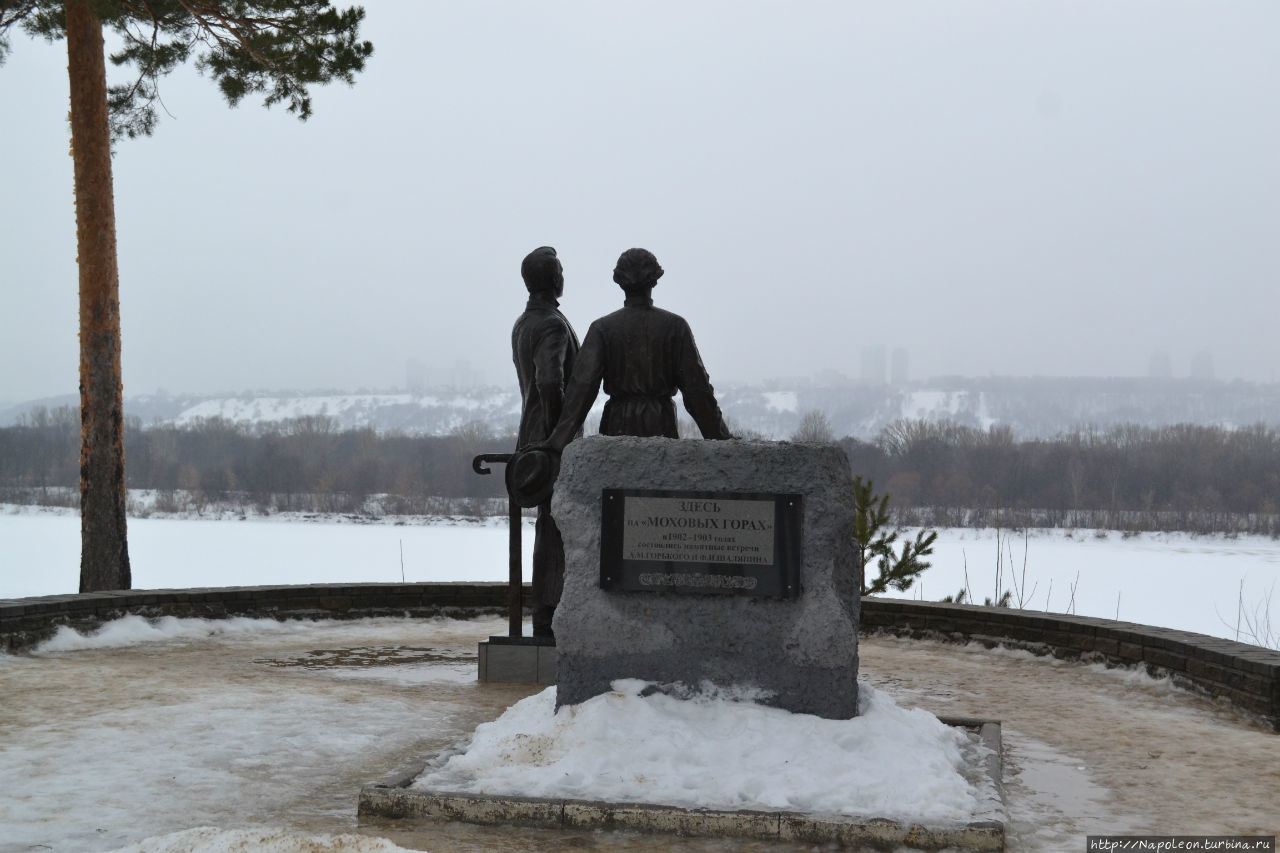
[1148,351,1172,379]
[1190,351,1215,381]
[860,345,886,385]
[450,359,481,388]
[890,348,909,385]
[406,358,427,393]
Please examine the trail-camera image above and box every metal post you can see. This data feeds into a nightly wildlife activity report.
[472,453,521,638]
[508,495,522,638]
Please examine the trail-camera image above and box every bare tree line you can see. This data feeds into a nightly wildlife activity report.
[1,408,510,516]
[4,409,1280,534]
[838,418,1280,536]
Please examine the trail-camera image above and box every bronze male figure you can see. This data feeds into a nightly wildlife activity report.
[545,247,733,448]
[512,246,580,637]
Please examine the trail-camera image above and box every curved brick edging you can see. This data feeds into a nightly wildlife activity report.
[1,586,1276,729]
[861,598,1280,730]
[0,582,523,653]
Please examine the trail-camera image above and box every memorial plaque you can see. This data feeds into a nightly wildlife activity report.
[599,489,802,598]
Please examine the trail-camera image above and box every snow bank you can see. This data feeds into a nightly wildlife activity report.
[31,614,490,654]
[34,614,311,652]
[415,680,982,823]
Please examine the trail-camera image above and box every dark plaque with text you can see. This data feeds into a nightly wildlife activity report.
[599,489,802,598]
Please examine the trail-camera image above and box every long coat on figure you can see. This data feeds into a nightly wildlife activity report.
[512,288,580,636]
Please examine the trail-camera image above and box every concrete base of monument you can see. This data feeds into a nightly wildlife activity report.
[477,635,557,684]
[358,718,1006,851]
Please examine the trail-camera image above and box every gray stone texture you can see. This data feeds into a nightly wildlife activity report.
[551,436,860,718]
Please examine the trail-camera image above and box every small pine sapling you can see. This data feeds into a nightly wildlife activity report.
[854,475,938,596]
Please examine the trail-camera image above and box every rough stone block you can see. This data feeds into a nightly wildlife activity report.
[552,436,860,719]
[536,645,558,685]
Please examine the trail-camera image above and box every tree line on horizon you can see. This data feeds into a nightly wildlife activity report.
[0,409,509,515]
[3,407,1279,536]
[836,417,1280,536]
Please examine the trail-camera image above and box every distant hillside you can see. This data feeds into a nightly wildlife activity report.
[6,377,1280,440]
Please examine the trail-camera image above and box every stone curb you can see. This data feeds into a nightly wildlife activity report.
[357,790,1004,851]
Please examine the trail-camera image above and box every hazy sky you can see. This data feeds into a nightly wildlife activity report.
[2,1,1279,404]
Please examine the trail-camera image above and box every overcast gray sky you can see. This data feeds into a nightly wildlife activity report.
[2,1,1278,405]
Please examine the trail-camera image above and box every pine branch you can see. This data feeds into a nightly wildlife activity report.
[854,474,938,596]
[0,0,39,62]
[0,0,39,32]
[174,0,276,68]
[87,0,373,139]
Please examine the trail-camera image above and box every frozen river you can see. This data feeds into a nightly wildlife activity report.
[2,507,1277,644]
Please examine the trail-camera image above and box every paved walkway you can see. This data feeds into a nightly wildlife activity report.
[859,635,1280,849]
[1,618,1275,852]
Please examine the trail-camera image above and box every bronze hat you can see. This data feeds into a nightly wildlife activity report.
[505,448,560,507]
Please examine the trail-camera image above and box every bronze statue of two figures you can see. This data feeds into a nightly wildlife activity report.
[510,247,734,638]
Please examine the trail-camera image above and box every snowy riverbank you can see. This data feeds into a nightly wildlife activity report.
[3,504,1276,645]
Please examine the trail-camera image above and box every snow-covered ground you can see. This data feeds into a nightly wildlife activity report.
[0,616,517,853]
[2,616,1275,853]
[413,680,991,824]
[905,526,1280,646]
[0,507,529,599]
[2,505,1277,645]
[1,507,1278,851]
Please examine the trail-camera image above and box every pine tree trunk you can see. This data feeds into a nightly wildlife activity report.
[67,0,131,592]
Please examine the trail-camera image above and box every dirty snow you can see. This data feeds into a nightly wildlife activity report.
[1,617,1276,852]
[414,680,985,823]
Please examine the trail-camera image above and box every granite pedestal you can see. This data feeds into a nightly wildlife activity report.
[552,436,860,719]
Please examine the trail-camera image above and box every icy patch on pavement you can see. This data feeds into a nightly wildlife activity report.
[415,680,981,823]
[1001,729,1129,847]
[1,617,509,852]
